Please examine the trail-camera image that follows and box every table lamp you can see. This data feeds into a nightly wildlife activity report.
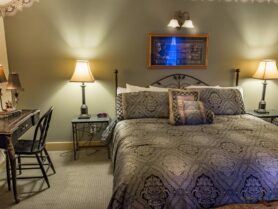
[70,60,95,119]
[6,72,23,109]
[0,65,7,111]
[252,59,278,114]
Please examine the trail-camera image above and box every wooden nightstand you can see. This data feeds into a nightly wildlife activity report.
[246,110,278,124]
[71,114,110,160]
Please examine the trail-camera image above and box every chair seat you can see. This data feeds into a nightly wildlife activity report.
[14,140,43,154]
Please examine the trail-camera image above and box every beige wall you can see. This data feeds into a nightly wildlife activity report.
[0,17,11,106]
[3,0,278,141]
[0,17,10,166]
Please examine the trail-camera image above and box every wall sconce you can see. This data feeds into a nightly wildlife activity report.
[168,10,194,30]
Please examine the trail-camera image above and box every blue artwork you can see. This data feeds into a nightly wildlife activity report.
[149,34,208,69]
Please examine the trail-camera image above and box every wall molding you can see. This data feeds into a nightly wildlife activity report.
[0,141,106,172]
[46,140,106,151]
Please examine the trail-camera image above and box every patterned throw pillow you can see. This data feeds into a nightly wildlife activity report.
[118,91,169,119]
[187,88,245,115]
[116,94,124,120]
[169,98,214,125]
[169,89,201,125]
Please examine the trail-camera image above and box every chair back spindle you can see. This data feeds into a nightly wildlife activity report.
[30,107,54,152]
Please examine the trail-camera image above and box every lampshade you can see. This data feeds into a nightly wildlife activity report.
[6,73,23,90]
[0,65,7,83]
[70,60,95,83]
[252,60,278,80]
[167,18,180,28]
[182,19,194,28]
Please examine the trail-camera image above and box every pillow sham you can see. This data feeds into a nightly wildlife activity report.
[187,86,244,98]
[116,94,124,120]
[169,89,200,125]
[218,86,244,98]
[119,91,169,119]
[187,88,245,115]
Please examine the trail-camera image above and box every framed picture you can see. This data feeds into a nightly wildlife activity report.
[147,33,208,69]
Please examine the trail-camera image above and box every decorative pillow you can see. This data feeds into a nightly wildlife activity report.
[169,99,214,125]
[218,86,244,98]
[119,91,169,119]
[187,86,244,98]
[116,94,124,120]
[169,89,200,125]
[187,88,245,115]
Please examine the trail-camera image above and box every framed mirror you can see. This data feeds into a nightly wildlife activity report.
[0,0,38,16]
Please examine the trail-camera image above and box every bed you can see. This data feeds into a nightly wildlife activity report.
[105,70,278,209]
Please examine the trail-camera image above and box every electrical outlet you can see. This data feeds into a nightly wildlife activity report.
[89,124,97,134]
[89,126,94,134]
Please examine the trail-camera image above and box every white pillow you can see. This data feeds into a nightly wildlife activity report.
[187,85,220,88]
[149,85,169,92]
[117,87,129,95]
[126,83,150,92]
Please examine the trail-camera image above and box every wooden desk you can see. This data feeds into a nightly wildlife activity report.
[0,109,40,203]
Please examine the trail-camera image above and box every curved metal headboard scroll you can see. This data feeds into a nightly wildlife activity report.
[150,74,209,89]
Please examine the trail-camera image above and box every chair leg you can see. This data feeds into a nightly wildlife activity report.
[43,148,56,174]
[17,154,22,175]
[35,153,50,188]
[5,152,11,191]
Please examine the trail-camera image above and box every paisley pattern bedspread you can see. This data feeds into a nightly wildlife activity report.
[108,115,278,209]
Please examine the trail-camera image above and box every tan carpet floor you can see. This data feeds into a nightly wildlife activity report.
[0,148,113,209]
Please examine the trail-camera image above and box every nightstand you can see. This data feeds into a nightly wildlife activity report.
[246,110,278,124]
[71,114,110,160]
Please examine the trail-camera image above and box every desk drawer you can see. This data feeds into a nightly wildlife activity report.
[13,117,33,140]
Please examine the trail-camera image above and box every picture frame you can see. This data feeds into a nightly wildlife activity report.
[147,33,208,69]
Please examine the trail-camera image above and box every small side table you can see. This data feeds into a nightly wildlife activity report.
[71,114,110,160]
[246,110,278,124]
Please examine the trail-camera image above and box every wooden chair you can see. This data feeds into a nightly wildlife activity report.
[6,107,55,191]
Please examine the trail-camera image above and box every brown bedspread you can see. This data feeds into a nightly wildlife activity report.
[108,115,278,209]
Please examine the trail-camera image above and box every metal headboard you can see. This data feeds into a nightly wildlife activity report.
[150,74,209,89]
[114,69,241,108]
[114,69,240,91]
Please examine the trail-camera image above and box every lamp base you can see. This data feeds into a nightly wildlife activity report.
[78,114,91,119]
[255,99,268,114]
[79,103,90,119]
[254,109,269,114]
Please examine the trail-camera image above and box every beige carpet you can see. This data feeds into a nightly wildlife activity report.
[0,148,113,209]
